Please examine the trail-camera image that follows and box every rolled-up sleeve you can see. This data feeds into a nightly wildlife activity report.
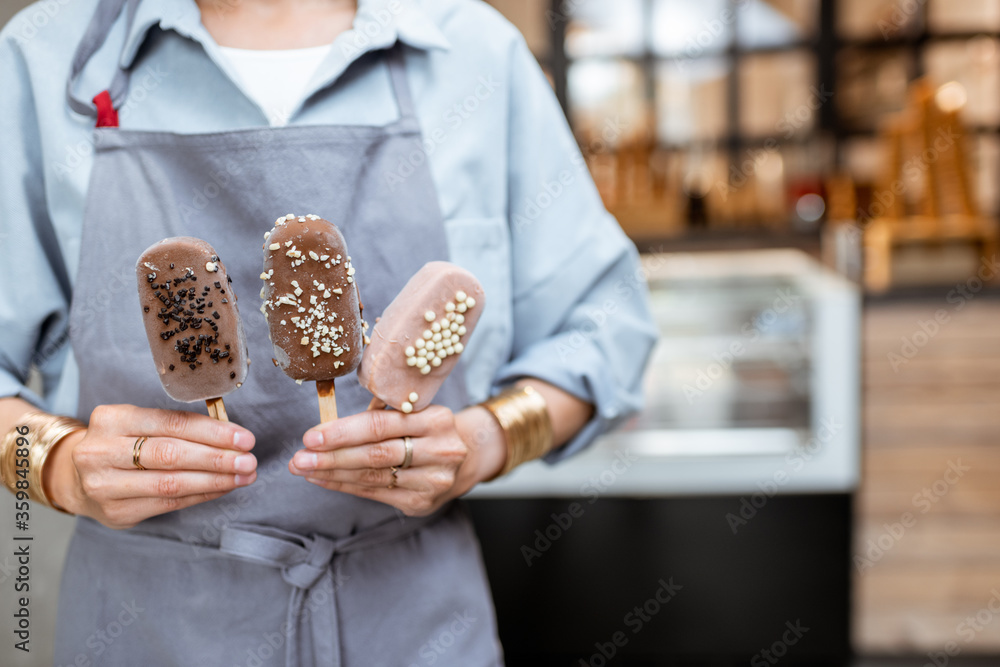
[492,35,658,463]
[0,28,72,410]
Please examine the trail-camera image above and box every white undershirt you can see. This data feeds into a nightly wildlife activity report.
[217,44,334,126]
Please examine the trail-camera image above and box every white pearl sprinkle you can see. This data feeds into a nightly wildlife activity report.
[454,342,464,354]
[445,302,455,312]
[420,365,431,375]
[450,322,459,332]
[422,330,433,340]
[405,346,415,357]
[416,339,425,349]
[431,322,441,333]
[406,357,417,367]
[409,392,419,402]
[458,326,467,335]
[456,291,467,301]
[415,357,427,368]
[401,401,413,413]
[451,333,460,344]
[445,346,455,355]
[431,357,442,367]
[456,314,465,324]
[432,333,442,342]
[465,297,476,308]
[457,303,467,313]
[418,348,427,357]
[424,311,435,322]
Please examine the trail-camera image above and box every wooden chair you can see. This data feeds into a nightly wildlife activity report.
[863,79,999,292]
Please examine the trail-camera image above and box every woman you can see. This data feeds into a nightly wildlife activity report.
[0,0,657,664]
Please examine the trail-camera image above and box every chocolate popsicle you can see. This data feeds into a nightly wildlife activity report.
[358,261,484,413]
[260,214,366,421]
[136,237,249,421]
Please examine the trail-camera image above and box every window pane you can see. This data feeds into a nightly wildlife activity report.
[737,0,818,49]
[836,47,915,131]
[565,0,645,58]
[655,58,730,144]
[923,38,1000,127]
[928,0,1000,33]
[652,0,733,57]
[837,0,923,40]
[568,58,647,148]
[738,50,817,138]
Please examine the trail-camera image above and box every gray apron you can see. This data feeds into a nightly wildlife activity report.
[55,1,504,665]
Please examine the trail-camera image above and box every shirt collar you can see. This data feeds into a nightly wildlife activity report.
[117,0,451,69]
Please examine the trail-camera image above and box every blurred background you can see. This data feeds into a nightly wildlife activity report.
[1,1,998,666]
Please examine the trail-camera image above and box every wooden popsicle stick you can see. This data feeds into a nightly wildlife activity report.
[367,396,387,411]
[316,380,338,422]
[206,397,229,422]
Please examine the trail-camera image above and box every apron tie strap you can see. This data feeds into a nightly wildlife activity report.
[218,510,447,667]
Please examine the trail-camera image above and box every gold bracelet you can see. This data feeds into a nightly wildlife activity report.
[1,411,85,514]
[480,385,553,481]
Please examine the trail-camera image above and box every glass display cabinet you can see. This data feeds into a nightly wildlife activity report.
[471,248,860,497]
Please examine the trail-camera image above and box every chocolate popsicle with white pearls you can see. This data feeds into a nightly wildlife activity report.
[260,214,366,422]
[136,237,249,421]
[358,261,484,413]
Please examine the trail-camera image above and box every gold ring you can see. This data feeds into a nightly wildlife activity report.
[400,436,413,469]
[132,436,148,470]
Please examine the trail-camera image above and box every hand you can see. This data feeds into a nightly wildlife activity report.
[289,405,506,516]
[47,405,257,529]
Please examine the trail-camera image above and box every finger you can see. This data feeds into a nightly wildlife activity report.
[110,405,254,451]
[106,491,230,526]
[125,436,257,474]
[303,409,427,451]
[298,466,400,488]
[291,437,418,472]
[104,469,257,500]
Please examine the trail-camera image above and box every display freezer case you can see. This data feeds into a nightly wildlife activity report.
[468,249,861,666]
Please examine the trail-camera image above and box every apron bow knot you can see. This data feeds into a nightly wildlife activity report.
[217,512,445,667]
[283,534,336,589]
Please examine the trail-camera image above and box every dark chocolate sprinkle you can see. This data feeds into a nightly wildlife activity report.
[212,312,220,320]
[230,372,236,379]
[168,364,174,371]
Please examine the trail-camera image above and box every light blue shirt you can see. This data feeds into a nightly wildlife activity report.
[0,0,657,462]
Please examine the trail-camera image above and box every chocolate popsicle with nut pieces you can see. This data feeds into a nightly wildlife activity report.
[136,237,249,421]
[260,214,366,422]
[358,261,484,413]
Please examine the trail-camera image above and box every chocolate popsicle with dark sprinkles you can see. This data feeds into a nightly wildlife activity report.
[136,237,249,421]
